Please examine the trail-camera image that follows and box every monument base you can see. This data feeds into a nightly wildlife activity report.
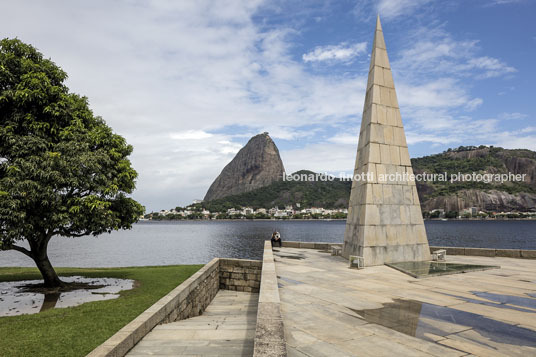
[343,243,431,266]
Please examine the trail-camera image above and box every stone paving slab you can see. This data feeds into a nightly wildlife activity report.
[127,290,258,356]
[275,248,536,357]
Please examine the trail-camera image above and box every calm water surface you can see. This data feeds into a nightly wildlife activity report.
[1,220,535,267]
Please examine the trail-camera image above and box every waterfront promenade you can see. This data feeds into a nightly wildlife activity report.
[274,248,536,356]
[90,244,536,356]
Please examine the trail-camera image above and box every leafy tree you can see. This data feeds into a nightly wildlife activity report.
[0,39,144,288]
[445,211,458,219]
[429,211,441,219]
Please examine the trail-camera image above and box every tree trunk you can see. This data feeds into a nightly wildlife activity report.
[33,251,64,288]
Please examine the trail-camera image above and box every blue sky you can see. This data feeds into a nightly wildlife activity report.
[1,0,534,211]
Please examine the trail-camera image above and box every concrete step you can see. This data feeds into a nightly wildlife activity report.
[127,291,258,356]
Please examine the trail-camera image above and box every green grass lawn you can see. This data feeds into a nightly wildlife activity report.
[0,264,203,357]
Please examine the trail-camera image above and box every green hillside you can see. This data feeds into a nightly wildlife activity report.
[202,170,351,211]
[200,146,536,212]
[412,145,536,199]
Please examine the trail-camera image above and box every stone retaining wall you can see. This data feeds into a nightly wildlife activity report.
[219,258,262,293]
[171,261,219,322]
[253,241,287,357]
[88,257,262,357]
[430,246,536,259]
[281,241,335,250]
[281,241,536,260]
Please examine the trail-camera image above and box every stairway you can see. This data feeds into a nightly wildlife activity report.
[127,290,258,356]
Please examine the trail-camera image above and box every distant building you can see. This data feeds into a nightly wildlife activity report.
[227,208,241,216]
[274,210,288,218]
[307,207,322,215]
[461,208,472,217]
[430,209,445,218]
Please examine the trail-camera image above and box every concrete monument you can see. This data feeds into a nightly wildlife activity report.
[342,16,431,266]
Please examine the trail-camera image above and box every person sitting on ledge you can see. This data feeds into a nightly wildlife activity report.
[271,231,282,247]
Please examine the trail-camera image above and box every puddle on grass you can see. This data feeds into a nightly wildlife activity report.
[0,276,134,316]
[348,299,536,349]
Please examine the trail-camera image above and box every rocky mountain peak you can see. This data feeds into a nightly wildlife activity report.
[204,133,285,201]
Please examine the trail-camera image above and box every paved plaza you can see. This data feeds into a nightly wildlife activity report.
[274,248,536,357]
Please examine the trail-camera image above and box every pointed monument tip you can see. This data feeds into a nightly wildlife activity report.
[376,14,382,31]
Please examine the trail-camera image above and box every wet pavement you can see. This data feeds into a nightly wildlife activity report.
[350,299,536,348]
[0,276,134,316]
[386,261,499,278]
[275,248,536,356]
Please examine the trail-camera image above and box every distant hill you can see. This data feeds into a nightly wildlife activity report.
[202,170,351,212]
[201,146,536,213]
[413,146,536,212]
[204,132,285,201]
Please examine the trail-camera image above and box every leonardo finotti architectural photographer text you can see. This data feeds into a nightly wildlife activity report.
[283,171,527,184]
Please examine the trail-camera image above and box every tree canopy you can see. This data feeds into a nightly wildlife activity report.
[0,38,144,287]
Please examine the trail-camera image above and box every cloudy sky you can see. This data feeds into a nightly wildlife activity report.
[1,0,534,211]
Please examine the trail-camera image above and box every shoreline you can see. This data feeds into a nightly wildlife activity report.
[139,217,536,222]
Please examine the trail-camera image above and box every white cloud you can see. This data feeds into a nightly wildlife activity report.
[466,57,516,78]
[262,126,322,140]
[520,127,536,134]
[170,130,213,140]
[0,0,527,211]
[354,0,433,21]
[405,111,536,153]
[217,141,244,154]
[383,23,516,150]
[281,142,356,175]
[0,0,370,210]
[394,27,516,80]
[327,132,359,145]
[302,42,367,63]
[397,79,473,109]
[405,133,457,145]
[485,0,525,6]
[465,98,483,111]
[376,0,432,20]
[489,127,536,151]
[498,112,527,120]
